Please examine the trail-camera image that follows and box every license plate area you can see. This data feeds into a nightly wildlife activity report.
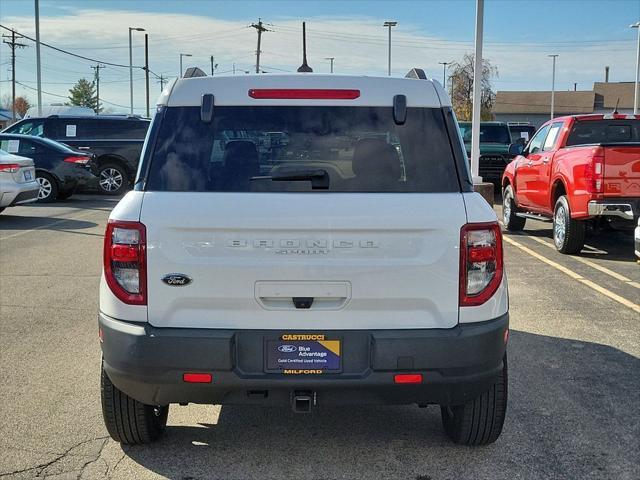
[24,170,33,181]
[265,334,342,374]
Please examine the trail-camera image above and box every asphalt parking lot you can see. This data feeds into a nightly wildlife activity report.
[0,194,638,480]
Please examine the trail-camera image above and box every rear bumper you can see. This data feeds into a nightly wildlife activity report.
[0,182,40,208]
[99,312,509,407]
[588,199,638,220]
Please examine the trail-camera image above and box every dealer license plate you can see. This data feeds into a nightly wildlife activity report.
[265,334,341,374]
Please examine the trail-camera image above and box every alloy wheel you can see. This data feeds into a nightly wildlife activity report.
[554,206,566,248]
[37,176,52,200]
[99,168,123,192]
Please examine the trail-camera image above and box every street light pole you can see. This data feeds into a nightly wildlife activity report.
[470,0,484,182]
[144,34,149,118]
[383,21,397,76]
[179,53,192,77]
[548,54,558,119]
[324,57,335,73]
[631,22,640,115]
[129,27,145,115]
[438,61,451,87]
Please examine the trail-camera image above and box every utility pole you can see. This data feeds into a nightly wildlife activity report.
[35,0,42,116]
[383,21,397,76]
[324,57,335,73]
[91,64,105,114]
[158,75,167,91]
[210,56,218,75]
[2,30,28,122]
[548,54,558,119]
[233,63,236,75]
[631,22,640,115]
[251,18,269,73]
[438,61,452,88]
[144,34,150,118]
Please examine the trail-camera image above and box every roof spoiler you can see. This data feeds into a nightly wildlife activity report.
[405,68,427,80]
[183,67,207,78]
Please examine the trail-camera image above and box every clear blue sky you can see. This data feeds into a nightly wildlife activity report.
[1,0,638,113]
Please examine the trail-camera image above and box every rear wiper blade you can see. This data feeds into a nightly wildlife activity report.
[250,169,330,189]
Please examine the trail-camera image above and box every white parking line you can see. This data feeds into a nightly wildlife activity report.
[0,210,102,241]
[524,235,640,289]
[504,235,640,314]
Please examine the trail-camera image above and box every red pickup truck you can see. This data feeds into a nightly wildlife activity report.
[501,114,640,254]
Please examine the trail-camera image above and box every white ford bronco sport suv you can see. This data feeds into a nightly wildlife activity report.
[99,68,509,446]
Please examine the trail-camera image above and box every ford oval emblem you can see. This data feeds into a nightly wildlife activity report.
[278,344,297,353]
[161,274,192,287]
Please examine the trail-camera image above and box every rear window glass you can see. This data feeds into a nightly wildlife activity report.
[566,120,640,146]
[458,123,511,144]
[145,106,460,193]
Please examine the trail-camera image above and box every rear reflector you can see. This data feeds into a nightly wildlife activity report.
[394,374,423,384]
[183,373,212,383]
[248,88,360,100]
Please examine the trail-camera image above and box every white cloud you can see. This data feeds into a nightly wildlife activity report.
[0,8,636,112]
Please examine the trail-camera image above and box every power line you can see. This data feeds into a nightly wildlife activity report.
[0,24,142,68]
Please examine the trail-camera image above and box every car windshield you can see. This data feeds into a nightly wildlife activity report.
[458,123,511,144]
[145,106,460,193]
[6,120,44,137]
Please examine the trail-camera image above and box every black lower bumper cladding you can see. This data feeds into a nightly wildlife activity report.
[100,312,508,407]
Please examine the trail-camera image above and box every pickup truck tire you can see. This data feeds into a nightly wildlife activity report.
[553,196,585,254]
[440,354,508,446]
[502,185,526,231]
[101,362,169,444]
[97,163,128,196]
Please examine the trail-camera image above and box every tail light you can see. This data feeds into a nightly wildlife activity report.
[64,156,91,165]
[460,222,503,306]
[103,220,146,305]
[585,146,604,195]
[0,163,21,173]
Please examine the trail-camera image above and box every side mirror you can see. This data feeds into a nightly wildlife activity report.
[509,143,524,156]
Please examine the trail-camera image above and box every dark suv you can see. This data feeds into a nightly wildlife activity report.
[2,115,150,195]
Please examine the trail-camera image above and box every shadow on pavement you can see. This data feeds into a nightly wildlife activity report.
[0,215,98,232]
[122,331,640,480]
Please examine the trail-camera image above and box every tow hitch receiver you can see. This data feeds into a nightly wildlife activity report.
[292,391,314,413]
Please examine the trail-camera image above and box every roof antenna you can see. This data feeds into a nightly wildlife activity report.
[612,97,620,114]
[297,22,313,73]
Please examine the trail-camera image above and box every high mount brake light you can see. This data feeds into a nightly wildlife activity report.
[63,156,91,164]
[0,163,21,173]
[460,222,503,307]
[103,220,147,305]
[248,89,361,100]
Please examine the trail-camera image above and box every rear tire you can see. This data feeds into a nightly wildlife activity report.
[502,185,526,231]
[440,355,508,446]
[36,172,58,203]
[101,362,169,445]
[553,195,585,254]
[97,163,128,195]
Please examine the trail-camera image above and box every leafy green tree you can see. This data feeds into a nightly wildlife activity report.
[68,78,98,111]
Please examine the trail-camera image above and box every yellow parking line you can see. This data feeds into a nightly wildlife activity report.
[0,210,101,241]
[503,235,640,314]
[525,235,639,289]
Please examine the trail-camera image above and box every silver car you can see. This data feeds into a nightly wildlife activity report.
[0,148,39,214]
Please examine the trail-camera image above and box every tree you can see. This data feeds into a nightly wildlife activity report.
[449,54,497,121]
[13,96,30,117]
[68,78,98,110]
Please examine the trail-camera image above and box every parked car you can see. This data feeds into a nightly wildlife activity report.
[502,114,640,254]
[0,148,39,213]
[2,115,150,195]
[99,70,509,446]
[507,123,537,146]
[458,121,516,184]
[0,134,97,202]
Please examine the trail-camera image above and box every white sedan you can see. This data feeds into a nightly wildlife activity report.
[0,148,40,214]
